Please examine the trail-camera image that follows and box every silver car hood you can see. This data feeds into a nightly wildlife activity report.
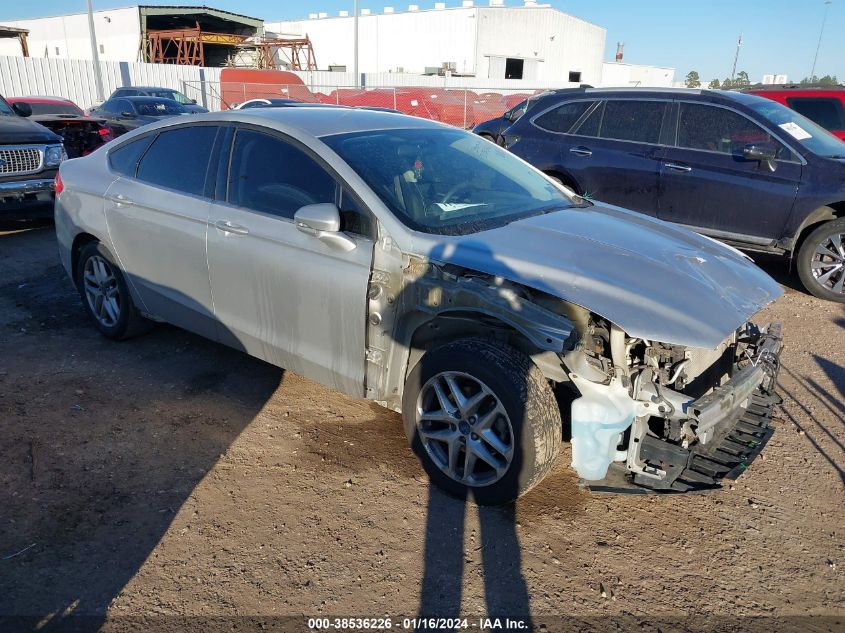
[418,204,782,349]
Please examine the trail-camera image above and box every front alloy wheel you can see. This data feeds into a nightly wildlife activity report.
[798,217,845,303]
[416,371,514,487]
[402,338,561,505]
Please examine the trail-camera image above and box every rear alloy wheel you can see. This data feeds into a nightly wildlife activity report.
[797,218,845,303]
[76,241,152,339]
[402,338,561,505]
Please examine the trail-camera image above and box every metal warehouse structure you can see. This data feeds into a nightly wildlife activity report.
[265,1,606,83]
[0,5,280,67]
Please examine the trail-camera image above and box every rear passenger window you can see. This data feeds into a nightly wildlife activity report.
[677,103,784,156]
[227,129,335,219]
[533,101,592,133]
[599,100,667,143]
[108,135,154,176]
[786,97,845,131]
[137,126,218,196]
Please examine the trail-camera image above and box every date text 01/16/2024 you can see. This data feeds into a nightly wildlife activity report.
[307,617,530,630]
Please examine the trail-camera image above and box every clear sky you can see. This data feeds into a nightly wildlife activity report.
[2,0,842,83]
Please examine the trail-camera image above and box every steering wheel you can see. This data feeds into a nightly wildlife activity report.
[441,182,475,205]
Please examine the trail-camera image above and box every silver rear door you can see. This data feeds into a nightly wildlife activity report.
[104,124,221,340]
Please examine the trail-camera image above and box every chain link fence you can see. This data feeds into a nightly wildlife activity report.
[182,80,546,129]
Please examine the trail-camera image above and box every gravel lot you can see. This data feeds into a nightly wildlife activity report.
[0,225,842,632]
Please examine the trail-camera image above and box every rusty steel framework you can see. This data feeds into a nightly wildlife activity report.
[258,37,317,71]
[144,24,317,70]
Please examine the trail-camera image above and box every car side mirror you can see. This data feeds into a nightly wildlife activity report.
[12,102,32,117]
[190,98,197,105]
[743,144,777,172]
[294,203,356,252]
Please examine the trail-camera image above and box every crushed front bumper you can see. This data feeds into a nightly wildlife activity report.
[589,323,783,494]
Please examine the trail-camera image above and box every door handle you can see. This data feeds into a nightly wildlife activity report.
[569,147,592,157]
[214,220,249,235]
[664,163,692,173]
[105,193,134,207]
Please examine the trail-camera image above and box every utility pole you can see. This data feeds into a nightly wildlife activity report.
[353,0,359,87]
[810,0,832,79]
[86,0,105,101]
[731,33,742,80]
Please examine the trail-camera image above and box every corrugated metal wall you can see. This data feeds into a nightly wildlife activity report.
[0,56,579,110]
[0,56,222,110]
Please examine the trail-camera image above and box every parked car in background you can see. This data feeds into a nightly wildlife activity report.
[232,98,400,115]
[109,86,208,113]
[56,108,783,503]
[498,87,845,302]
[0,94,66,220]
[745,85,845,141]
[473,87,592,145]
[6,96,114,158]
[232,98,336,110]
[87,97,189,137]
[234,97,304,109]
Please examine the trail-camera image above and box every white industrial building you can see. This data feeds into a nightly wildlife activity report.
[0,2,674,87]
[266,1,606,83]
[0,5,263,65]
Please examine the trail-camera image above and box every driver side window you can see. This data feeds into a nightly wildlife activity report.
[677,103,791,159]
[227,128,335,219]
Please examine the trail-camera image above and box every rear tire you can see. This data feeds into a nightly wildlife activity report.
[75,241,153,340]
[402,338,561,505]
[796,217,845,303]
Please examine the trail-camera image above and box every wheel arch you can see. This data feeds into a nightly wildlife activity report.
[791,203,844,255]
[543,169,582,194]
[70,232,100,288]
[383,308,569,410]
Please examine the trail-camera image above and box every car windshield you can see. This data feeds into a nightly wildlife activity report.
[135,101,188,116]
[747,99,845,158]
[147,90,189,104]
[323,128,578,235]
[0,97,14,116]
[26,101,83,116]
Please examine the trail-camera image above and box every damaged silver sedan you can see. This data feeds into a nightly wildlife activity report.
[55,108,783,505]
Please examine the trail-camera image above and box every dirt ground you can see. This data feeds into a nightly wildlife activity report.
[0,225,842,632]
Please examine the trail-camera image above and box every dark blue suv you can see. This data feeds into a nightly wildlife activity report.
[482,88,845,302]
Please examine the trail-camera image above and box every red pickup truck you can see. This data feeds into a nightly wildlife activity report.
[746,86,845,141]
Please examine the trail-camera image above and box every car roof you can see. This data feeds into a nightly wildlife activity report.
[7,95,76,103]
[529,86,778,108]
[116,96,182,104]
[121,86,179,92]
[187,106,444,138]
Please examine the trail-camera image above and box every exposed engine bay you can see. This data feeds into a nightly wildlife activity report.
[31,117,111,158]
[561,311,782,493]
[372,253,782,495]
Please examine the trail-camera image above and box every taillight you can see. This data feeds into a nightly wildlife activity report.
[54,172,64,195]
[98,126,115,142]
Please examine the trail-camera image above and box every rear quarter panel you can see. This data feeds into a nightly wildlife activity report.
[55,149,117,281]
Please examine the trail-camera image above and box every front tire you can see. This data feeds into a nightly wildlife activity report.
[797,217,845,303]
[75,241,152,339]
[402,338,561,505]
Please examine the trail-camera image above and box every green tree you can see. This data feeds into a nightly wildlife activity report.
[735,70,750,87]
[800,74,839,85]
[722,77,735,89]
[708,78,721,89]
[685,70,701,88]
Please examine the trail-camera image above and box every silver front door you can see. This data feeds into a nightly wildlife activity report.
[207,127,374,397]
